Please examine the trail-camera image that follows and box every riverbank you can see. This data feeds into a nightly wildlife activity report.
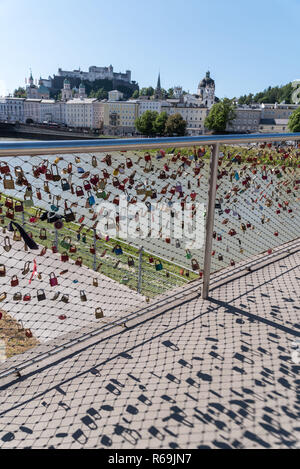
[0,123,120,141]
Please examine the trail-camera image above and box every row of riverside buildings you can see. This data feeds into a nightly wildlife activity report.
[1,68,299,136]
[0,71,214,136]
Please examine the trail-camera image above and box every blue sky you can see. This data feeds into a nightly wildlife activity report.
[0,0,299,98]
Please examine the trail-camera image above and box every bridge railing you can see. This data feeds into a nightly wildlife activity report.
[0,133,299,366]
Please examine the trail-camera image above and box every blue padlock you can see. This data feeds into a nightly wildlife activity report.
[88,193,95,206]
[114,245,123,256]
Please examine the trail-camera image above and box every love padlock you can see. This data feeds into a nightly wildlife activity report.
[61,178,70,191]
[114,245,123,256]
[95,308,104,319]
[64,208,76,223]
[61,252,69,263]
[93,278,98,287]
[10,275,19,287]
[37,289,46,302]
[80,290,87,302]
[49,272,58,287]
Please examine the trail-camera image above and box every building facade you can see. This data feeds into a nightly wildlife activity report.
[162,104,208,136]
[61,79,73,101]
[57,65,132,83]
[227,108,261,133]
[260,103,298,120]
[65,98,98,129]
[197,71,215,108]
[103,101,138,136]
[227,103,299,134]
[136,97,171,116]
[24,99,42,123]
[108,90,124,101]
[26,73,50,99]
[40,100,65,124]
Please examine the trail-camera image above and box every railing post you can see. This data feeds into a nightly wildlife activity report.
[93,229,97,271]
[137,246,143,294]
[202,143,220,300]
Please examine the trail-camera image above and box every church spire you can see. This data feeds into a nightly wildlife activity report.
[156,72,161,91]
[29,69,34,86]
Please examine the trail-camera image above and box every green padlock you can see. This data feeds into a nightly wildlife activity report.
[61,236,71,250]
[24,194,34,207]
[96,190,106,199]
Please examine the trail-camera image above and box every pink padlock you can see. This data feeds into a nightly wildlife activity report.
[49,272,58,287]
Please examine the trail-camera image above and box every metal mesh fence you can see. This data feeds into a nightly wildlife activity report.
[211,142,300,273]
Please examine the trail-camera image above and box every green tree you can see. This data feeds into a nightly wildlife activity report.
[135,110,158,136]
[132,90,139,99]
[139,87,154,97]
[288,108,300,132]
[167,88,174,98]
[237,82,294,105]
[14,87,26,98]
[165,113,187,136]
[160,88,168,99]
[153,111,168,136]
[89,88,108,100]
[205,99,236,133]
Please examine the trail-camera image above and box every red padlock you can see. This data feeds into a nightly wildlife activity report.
[90,174,99,186]
[15,201,24,213]
[76,186,84,197]
[84,180,91,191]
[61,252,69,262]
[49,273,58,287]
[0,162,10,174]
[11,275,19,287]
[126,158,133,169]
